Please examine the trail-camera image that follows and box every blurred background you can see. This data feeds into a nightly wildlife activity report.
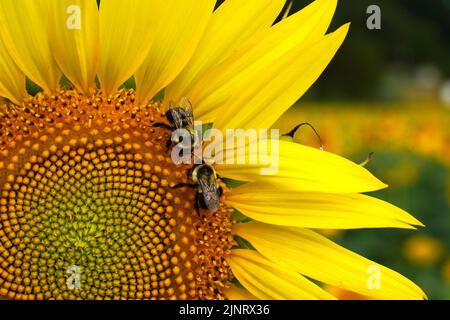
[273,0,450,299]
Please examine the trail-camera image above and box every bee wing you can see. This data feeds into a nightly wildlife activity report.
[168,102,184,130]
[179,97,195,128]
[198,175,220,212]
[179,96,193,111]
[168,97,195,130]
[170,108,185,129]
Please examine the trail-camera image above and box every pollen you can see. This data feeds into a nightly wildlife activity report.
[0,89,234,300]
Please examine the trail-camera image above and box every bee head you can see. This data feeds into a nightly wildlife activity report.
[165,109,175,124]
[192,164,216,183]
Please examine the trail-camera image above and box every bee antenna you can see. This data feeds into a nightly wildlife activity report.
[285,122,324,150]
[359,152,374,167]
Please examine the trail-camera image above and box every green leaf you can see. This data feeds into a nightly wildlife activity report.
[222,178,247,188]
[60,75,73,90]
[152,89,165,102]
[26,78,43,96]
[234,235,255,250]
[121,76,136,90]
[232,209,252,223]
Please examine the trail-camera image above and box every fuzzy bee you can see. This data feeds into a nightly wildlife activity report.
[173,163,223,214]
[151,97,199,149]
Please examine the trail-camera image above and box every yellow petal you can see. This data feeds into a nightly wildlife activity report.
[217,24,348,130]
[234,221,427,300]
[49,0,99,93]
[98,0,156,95]
[216,140,387,193]
[224,285,258,300]
[0,39,27,104]
[228,249,336,300]
[135,0,215,103]
[165,0,285,103]
[0,0,61,92]
[225,182,423,229]
[183,0,339,125]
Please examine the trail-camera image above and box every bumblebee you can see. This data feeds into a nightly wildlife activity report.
[151,96,199,148]
[173,163,223,214]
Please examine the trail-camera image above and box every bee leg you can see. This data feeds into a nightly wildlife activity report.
[185,164,199,178]
[151,122,174,131]
[194,192,201,216]
[172,182,197,189]
[218,186,223,197]
[166,138,173,150]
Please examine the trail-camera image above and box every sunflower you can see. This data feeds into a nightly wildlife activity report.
[0,0,426,300]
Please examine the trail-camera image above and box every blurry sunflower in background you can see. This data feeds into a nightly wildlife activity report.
[0,0,426,300]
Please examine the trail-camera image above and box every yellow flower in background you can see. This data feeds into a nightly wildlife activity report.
[0,0,426,300]
[442,259,450,283]
[275,104,450,167]
[403,236,444,266]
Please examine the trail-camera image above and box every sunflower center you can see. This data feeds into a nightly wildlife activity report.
[0,89,234,300]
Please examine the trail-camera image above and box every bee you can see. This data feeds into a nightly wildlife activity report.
[281,122,324,150]
[173,163,223,214]
[151,97,199,149]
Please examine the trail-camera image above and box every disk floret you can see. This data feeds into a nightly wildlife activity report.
[0,89,233,300]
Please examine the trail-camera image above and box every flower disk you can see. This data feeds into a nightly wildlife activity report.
[0,89,234,300]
